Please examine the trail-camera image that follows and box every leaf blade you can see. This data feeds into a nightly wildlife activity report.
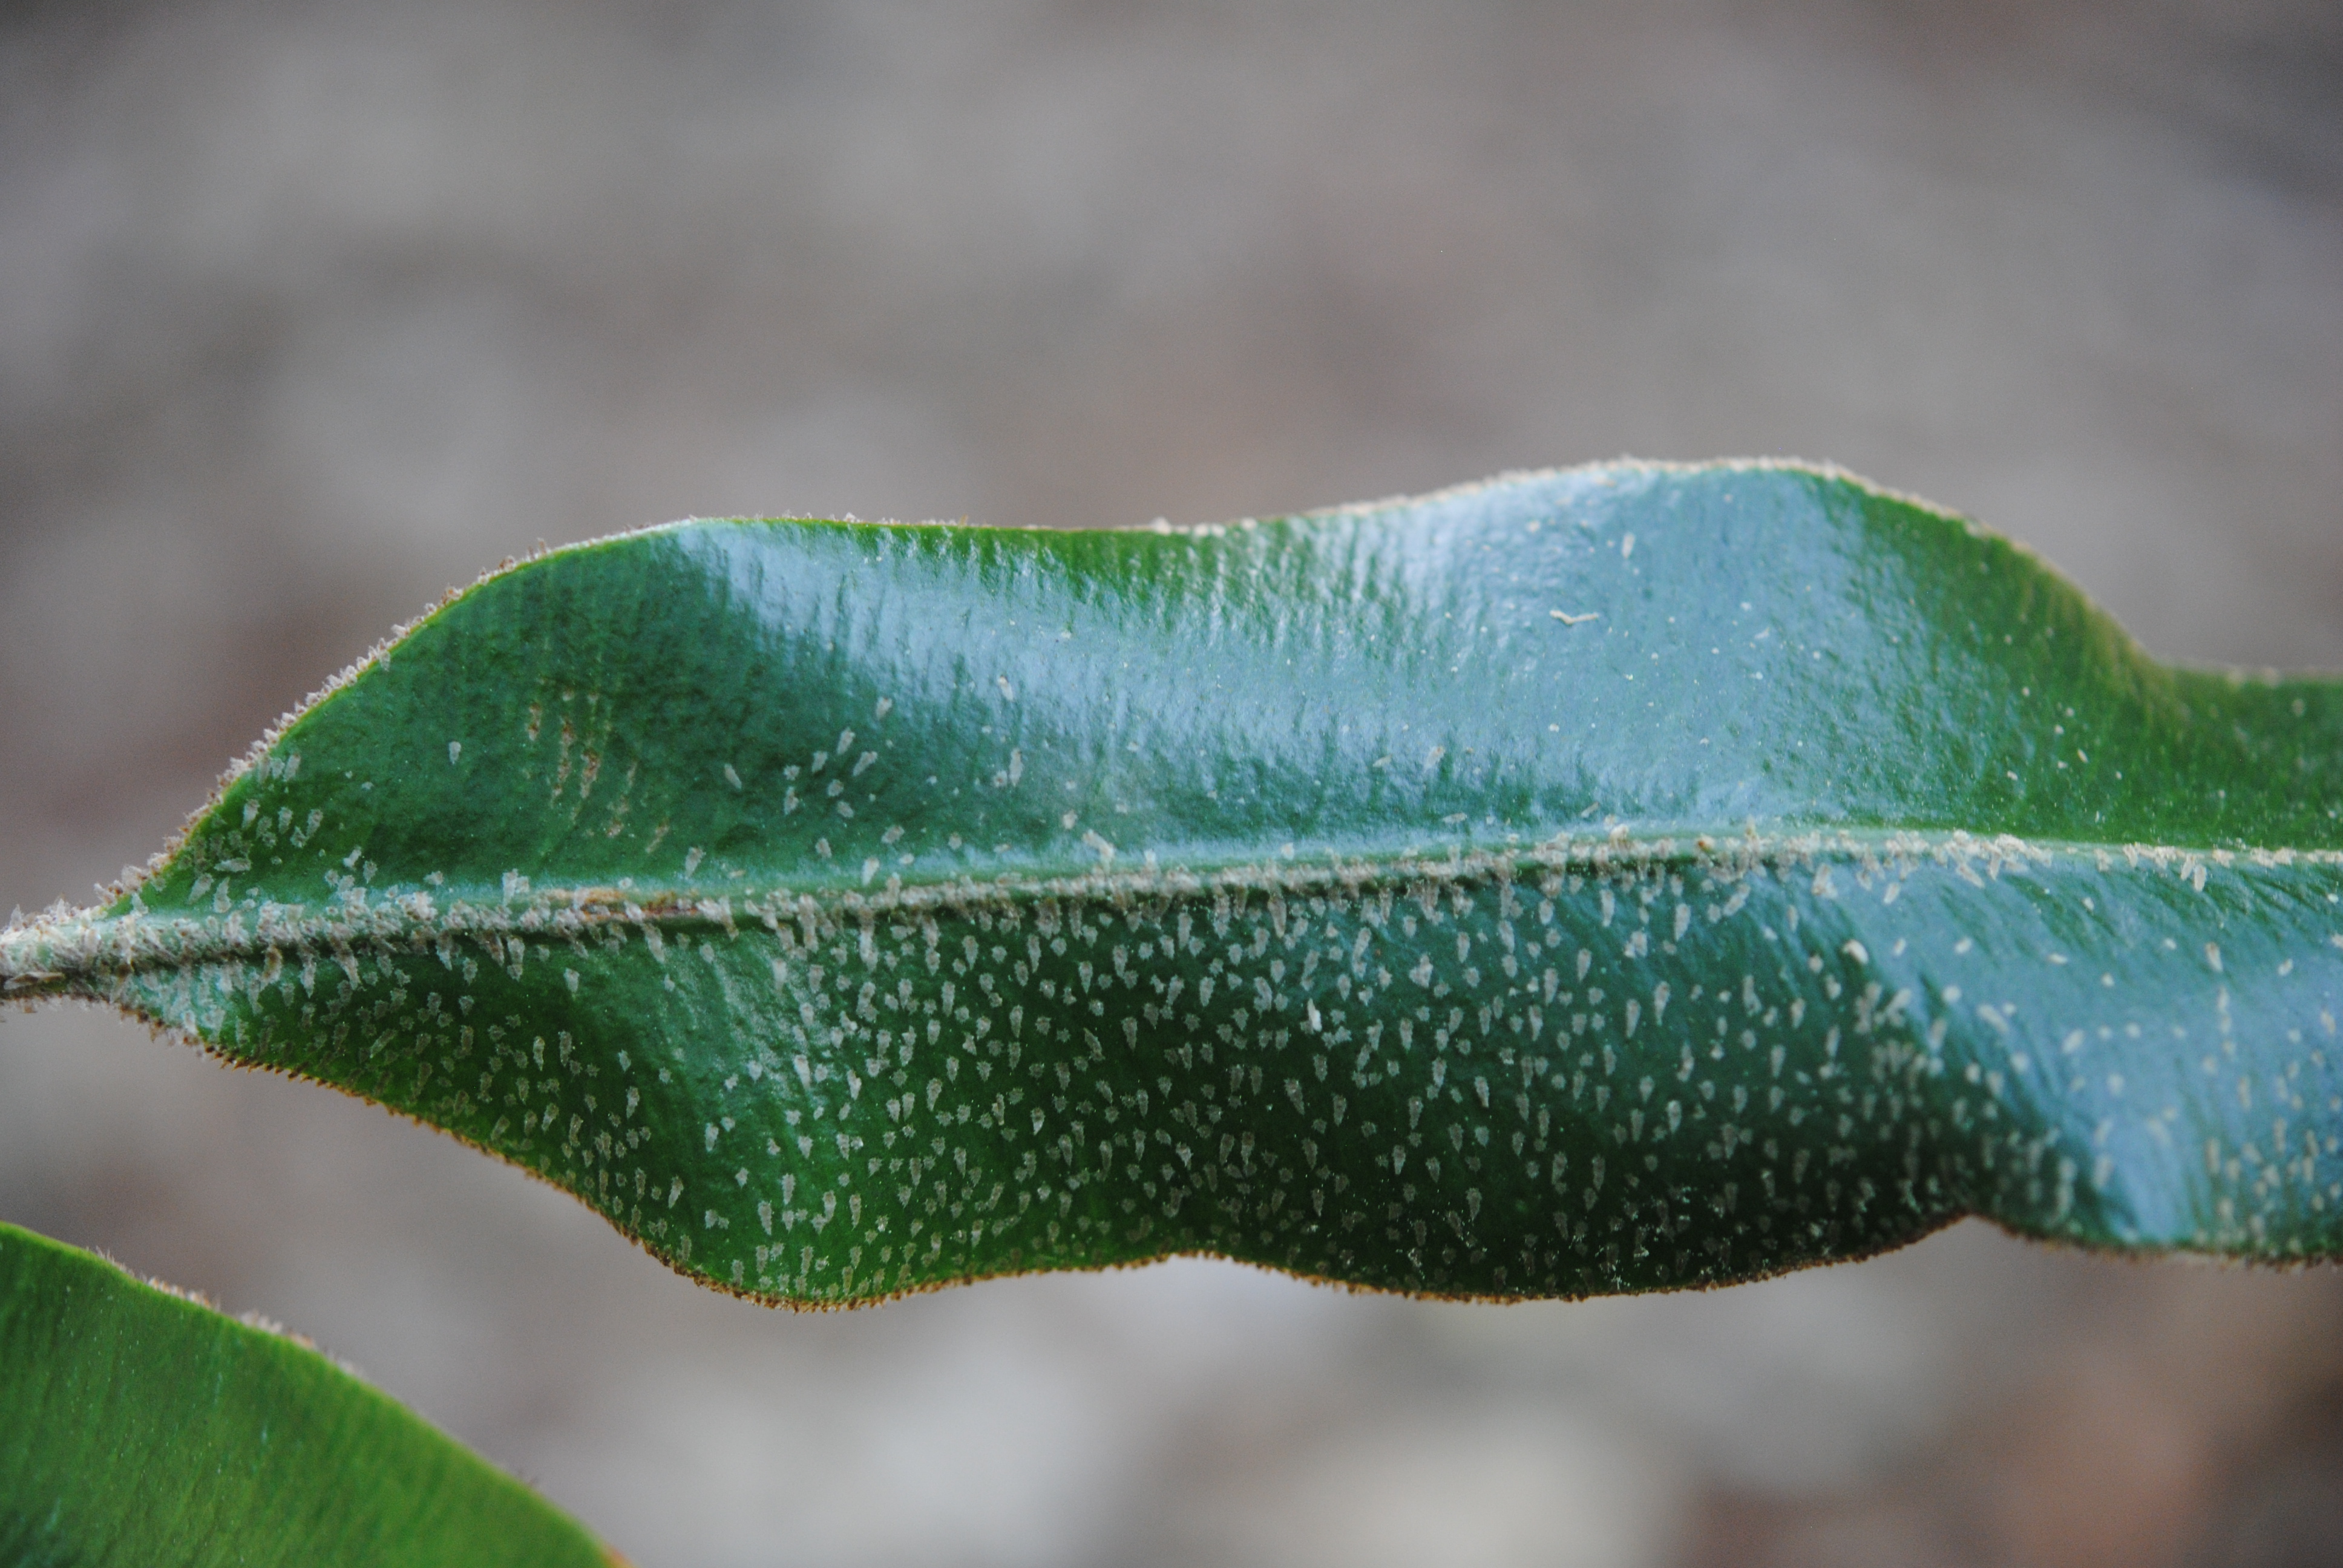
[8,461,2342,1301]
[0,1222,609,1567]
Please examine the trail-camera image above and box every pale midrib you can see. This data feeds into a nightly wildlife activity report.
[5,826,2336,999]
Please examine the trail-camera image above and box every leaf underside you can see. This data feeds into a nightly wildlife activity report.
[8,461,2343,1306]
[0,1221,605,1567]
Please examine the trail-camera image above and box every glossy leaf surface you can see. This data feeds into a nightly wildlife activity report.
[7,462,2342,1304]
[0,1221,607,1567]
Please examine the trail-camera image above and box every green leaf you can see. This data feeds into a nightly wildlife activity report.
[7,461,2341,1303]
[0,1220,608,1567]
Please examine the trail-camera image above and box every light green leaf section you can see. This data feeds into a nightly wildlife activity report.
[6,461,2342,1304]
[0,1221,608,1567]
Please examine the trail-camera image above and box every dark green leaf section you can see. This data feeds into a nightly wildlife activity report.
[0,1221,607,1567]
[6,462,2342,1302]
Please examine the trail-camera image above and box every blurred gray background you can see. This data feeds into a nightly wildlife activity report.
[4,2,2342,1564]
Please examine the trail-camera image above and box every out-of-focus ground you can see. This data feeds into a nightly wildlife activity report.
[4,2,2342,1563]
